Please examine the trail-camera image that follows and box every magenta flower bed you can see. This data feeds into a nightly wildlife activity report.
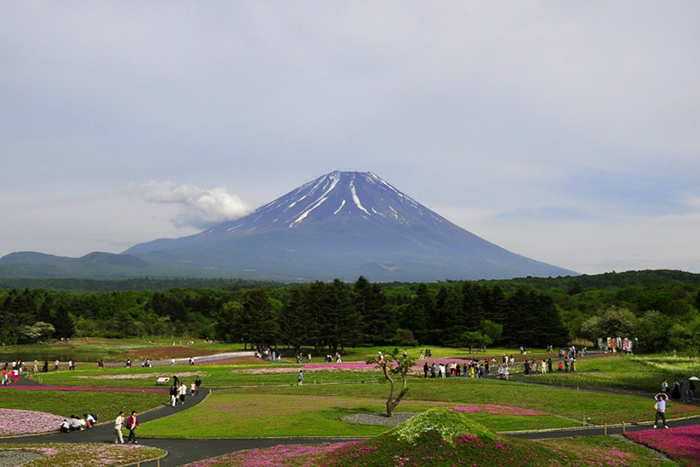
[454,405,547,416]
[0,408,65,436]
[239,362,376,375]
[626,425,700,467]
[185,442,353,467]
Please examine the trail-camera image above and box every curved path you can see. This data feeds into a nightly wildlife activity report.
[0,377,361,467]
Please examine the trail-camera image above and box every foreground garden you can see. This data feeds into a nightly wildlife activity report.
[1,340,699,466]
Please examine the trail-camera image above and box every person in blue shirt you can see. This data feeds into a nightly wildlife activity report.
[653,392,669,429]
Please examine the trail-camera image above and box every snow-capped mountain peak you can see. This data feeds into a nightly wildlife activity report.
[213,171,445,234]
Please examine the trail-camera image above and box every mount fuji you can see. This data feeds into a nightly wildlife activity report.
[121,171,575,281]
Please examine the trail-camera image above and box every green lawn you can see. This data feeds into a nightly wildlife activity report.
[139,372,700,439]
[510,354,700,393]
[236,377,700,425]
[139,390,578,439]
[27,364,382,388]
[0,389,167,421]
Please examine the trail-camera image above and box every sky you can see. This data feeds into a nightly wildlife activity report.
[2,1,700,275]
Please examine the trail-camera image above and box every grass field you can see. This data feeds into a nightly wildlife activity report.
[510,354,700,393]
[0,388,167,421]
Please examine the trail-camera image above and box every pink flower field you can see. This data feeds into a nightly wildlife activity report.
[235,362,376,375]
[0,408,65,436]
[454,405,548,416]
[183,442,352,467]
[626,425,700,467]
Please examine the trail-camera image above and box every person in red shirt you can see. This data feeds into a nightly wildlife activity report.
[126,411,139,444]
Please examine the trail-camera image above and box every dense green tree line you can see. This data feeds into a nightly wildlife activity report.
[1,270,700,354]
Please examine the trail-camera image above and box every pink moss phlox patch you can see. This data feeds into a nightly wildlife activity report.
[454,405,547,416]
[627,425,700,467]
[0,408,65,436]
[184,442,355,467]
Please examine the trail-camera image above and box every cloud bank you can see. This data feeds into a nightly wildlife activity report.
[126,181,251,229]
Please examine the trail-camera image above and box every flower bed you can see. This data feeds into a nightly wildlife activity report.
[0,409,66,436]
[234,362,376,375]
[626,425,700,467]
[0,443,165,466]
[184,443,352,467]
[454,405,548,416]
[76,371,205,380]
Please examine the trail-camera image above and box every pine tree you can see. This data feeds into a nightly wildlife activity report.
[353,276,393,345]
[461,282,484,330]
[53,303,76,339]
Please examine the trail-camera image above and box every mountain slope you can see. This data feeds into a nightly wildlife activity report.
[123,171,575,281]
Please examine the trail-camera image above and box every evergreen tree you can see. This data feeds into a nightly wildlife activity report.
[410,283,436,344]
[279,287,311,354]
[242,289,279,349]
[53,303,76,338]
[353,276,393,345]
[324,279,361,353]
[461,282,484,330]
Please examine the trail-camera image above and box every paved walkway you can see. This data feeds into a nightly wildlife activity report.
[0,379,360,467]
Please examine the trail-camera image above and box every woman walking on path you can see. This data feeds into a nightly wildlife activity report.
[126,411,139,444]
[114,411,125,444]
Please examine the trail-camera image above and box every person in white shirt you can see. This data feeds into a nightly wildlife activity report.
[114,411,125,443]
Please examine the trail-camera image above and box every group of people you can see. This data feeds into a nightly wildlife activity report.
[114,410,139,444]
[256,346,281,361]
[169,375,202,406]
[59,413,98,433]
[422,360,488,379]
[661,376,696,403]
[418,349,433,359]
[1,361,21,384]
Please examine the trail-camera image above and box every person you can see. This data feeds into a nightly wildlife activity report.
[179,382,187,404]
[114,411,125,444]
[195,375,202,396]
[170,383,178,407]
[671,379,681,400]
[69,415,82,431]
[171,358,175,367]
[680,375,690,403]
[191,380,196,396]
[59,419,70,433]
[126,411,139,444]
[298,370,303,386]
[690,379,696,402]
[653,392,669,429]
[423,362,429,378]
[85,413,97,428]
[661,378,669,395]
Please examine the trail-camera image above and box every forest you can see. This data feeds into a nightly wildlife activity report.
[1,270,699,354]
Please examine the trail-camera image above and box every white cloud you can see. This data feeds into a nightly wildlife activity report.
[126,181,251,229]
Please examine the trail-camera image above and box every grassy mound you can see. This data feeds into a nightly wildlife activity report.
[389,407,498,444]
[324,408,562,467]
